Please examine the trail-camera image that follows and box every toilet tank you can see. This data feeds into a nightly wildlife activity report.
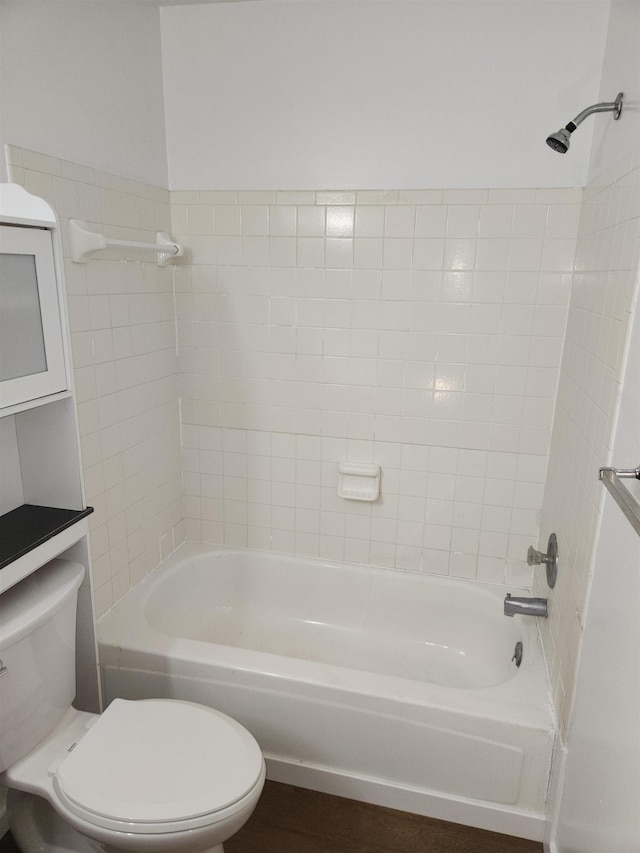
[0,559,85,772]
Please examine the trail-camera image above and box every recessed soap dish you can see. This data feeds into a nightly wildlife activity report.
[337,462,381,502]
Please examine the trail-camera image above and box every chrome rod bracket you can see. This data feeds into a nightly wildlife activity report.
[599,464,640,537]
[599,464,640,480]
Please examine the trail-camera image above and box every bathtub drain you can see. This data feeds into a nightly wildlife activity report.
[512,641,523,668]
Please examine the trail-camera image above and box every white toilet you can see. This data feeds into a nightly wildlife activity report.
[0,559,266,853]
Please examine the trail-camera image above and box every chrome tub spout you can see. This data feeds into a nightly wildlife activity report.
[504,593,548,618]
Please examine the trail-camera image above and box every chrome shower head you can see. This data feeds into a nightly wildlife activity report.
[546,92,623,154]
[546,126,573,154]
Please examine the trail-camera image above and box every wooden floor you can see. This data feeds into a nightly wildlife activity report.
[1,782,543,853]
[0,832,18,853]
[227,782,543,853]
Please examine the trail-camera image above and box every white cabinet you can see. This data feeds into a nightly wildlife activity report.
[0,224,67,408]
[0,184,100,713]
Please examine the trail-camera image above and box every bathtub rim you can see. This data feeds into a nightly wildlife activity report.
[98,542,556,732]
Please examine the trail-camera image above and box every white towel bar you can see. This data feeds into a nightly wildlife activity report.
[69,219,183,266]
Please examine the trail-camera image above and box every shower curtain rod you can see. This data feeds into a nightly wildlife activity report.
[69,219,184,266]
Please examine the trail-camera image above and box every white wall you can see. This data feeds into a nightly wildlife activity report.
[0,0,613,191]
[0,1,168,188]
[551,286,639,849]
[543,3,640,846]
[535,0,640,742]
[6,144,185,617]
[588,0,640,184]
[161,1,609,191]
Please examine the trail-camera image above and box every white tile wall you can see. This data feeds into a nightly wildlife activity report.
[536,161,640,736]
[13,142,636,724]
[8,143,637,739]
[7,146,185,617]
[172,187,580,584]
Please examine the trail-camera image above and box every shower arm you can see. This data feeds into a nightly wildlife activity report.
[568,93,623,130]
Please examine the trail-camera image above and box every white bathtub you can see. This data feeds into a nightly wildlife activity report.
[98,544,556,841]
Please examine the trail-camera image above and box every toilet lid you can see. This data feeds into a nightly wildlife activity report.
[54,699,263,827]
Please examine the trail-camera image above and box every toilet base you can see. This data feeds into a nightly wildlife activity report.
[7,790,225,853]
[8,789,98,853]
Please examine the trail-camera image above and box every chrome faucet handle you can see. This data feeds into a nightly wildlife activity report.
[527,546,551,565]
[526,533,558,588]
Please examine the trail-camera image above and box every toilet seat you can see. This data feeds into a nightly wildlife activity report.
[50,698,264,834]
